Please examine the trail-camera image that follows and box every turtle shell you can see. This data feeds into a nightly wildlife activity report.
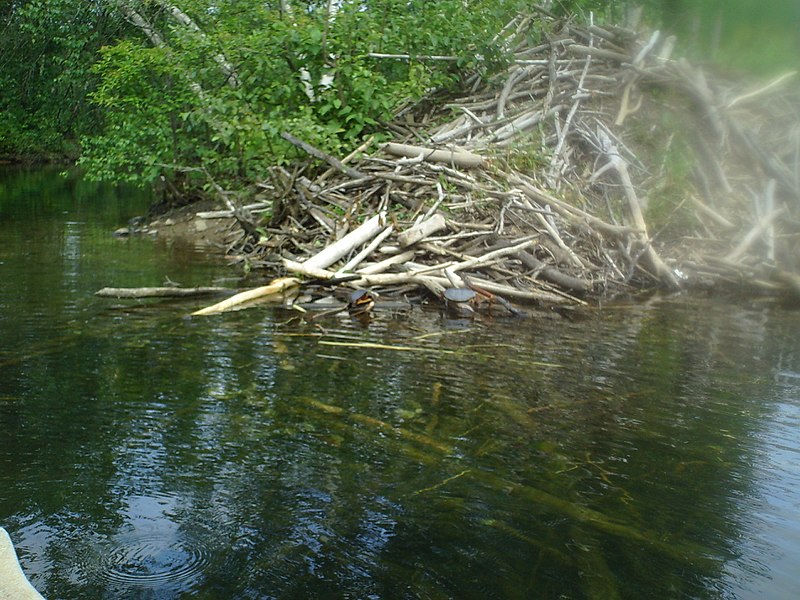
[348,289,375,312]
[443,288,477,303]
[349,289,371,304]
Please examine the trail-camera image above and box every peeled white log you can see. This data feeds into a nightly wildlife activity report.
[283,260,333,280]
[397,214,447,248]
[595,130,680,288]
[448,238,538,273]
[725,205,784,263]
[284,260,566,303]
[491,105,565,142]
[303,212,386,270]
[444,268,465,288]
[689,196,735,229]
[191,277,300,316]
[357,250,417,275]
[196,202,270,219]
[336,225,394,274]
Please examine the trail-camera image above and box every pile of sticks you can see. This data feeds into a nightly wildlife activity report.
[209,8,800,307]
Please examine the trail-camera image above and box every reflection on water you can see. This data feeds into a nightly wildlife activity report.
[1,167,800,599]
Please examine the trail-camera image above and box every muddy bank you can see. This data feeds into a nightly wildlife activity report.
[117,200,238,256]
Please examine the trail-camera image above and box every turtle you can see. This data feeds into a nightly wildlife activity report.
[347,289,376,315]
[442,287,479,316]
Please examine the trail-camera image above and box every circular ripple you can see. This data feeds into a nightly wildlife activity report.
[95,532,210,591]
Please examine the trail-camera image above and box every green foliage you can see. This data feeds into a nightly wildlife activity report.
[4,0,796,175]
[80,41,196,184]
[0,0,627,179]
[75,0,534,193]
[0,0,124,158]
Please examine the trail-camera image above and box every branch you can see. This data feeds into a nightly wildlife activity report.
[281,132,367,179]
[96,286,229,298]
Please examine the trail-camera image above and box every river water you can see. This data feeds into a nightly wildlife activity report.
[1,167,799,599]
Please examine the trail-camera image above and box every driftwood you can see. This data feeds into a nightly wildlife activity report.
[337,225,394,274]
[517,251,594,293]
[284,259,566,304]
[95,286,229,298]
[281,131,366,180]
[191,277,301,316]
[196,202,270,219]
[591,129,680,288]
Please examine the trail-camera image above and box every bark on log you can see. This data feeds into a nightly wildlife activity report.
[382,143,486,169]
[517,251,594,293]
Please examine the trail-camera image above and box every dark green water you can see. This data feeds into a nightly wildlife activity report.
[1,167,799,599]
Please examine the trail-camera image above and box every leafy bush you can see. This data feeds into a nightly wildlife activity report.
[73,0,534,193]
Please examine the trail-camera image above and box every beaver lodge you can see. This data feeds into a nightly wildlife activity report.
[98,8,800,316]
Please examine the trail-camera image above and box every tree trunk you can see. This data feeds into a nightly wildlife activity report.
[116,1,240,89]
[161,4,240,88]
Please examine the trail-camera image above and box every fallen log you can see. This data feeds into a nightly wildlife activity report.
[95,286,230,298]
[281,131,367,179]
[517,250,594,293]
[382,142,486,169]
[303,212,387,270]
[724,206,784,263]
[593,129,680,288]
[356,250,417,275]
[397,213,448,247]
[336,224,394,274]
[196,202,270,219]
[191,277,301,316]
[447,237,538,273]
[284,259,568,304]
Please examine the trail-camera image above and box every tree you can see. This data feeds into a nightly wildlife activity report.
[0,0,127,158]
